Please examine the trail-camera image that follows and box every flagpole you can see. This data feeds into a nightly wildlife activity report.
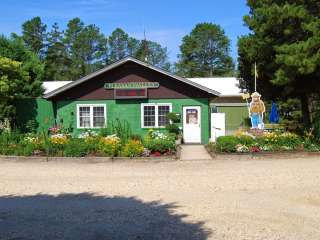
[254,62,257,92]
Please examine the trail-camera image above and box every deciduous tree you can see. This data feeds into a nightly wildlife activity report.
[0,36,43,120]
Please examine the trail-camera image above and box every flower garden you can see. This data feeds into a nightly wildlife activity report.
[0,120,177,158]
[208,129,320,154]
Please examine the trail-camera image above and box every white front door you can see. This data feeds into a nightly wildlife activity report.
[211,113,226,142]
[183,106,201,143]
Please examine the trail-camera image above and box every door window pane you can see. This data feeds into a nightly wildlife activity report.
[186,109,198,124]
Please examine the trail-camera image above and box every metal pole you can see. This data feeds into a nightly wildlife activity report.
[254,62,257,92]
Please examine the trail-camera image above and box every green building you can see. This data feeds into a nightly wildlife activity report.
[16,57,248,144]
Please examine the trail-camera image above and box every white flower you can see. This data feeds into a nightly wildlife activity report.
[78,130,98,139]
[236,144,249,153]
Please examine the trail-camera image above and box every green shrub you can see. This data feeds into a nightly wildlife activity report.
[165,123,180,136]
[25,119,38,134]
[216,136,240,152]
[303,141,320,152]
[123,140,144,157]
[144,131,176,153]
[166,112,180,123]
[64,139,90,157]
[98,127,110,137]
[0,132,25,155]
[258,132,302,150]
[165,112,181,137]
[237,135,255,146]
[277,133,302,150]
[130,134,142,141]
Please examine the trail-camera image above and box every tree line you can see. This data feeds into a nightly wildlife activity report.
[4,17,235,82]
[238,0,320,133]
[16,17,172,81]
[0,17,234,120]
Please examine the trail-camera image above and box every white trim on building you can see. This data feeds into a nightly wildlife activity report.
[76,104,107,129]
[141,103,172,128]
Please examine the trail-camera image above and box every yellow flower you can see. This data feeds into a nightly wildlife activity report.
[50,134,68,145]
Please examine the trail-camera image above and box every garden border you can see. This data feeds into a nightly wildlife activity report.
[206,150,320,160]
[0,146,181,163]
[0,156,178,163]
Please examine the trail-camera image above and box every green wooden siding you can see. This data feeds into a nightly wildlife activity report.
[15,98,55,133]
[56,98,210,144]
[217,106,248,134]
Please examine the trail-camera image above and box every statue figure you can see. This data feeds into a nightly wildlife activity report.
[249,92,265,129]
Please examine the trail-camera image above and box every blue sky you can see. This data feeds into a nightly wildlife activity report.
[0,0,250,62]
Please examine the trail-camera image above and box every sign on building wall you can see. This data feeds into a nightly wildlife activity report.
[114,89,147,99]
[104,82,160,89]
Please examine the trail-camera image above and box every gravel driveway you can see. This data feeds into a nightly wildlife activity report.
[1,156,320,239]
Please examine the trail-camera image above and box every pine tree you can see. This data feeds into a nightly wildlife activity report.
[44,23,70,81]
[108,28,130,62]
[238,0,320,128]
[21,17,47,58]
[176,23,234,77]
[64,18,107,79]
[136,40,171,70]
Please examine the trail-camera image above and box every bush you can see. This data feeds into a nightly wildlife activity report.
[166,112,180,123]
[215,136,239,152]
[64,139,91,157]
[277,132,302,150]
[237,135,255,146]
[130,134,143,141]
[144,130,176,154]
[25,119,38,134]
[99,135,121,157]
[259,132,302,150]
[165,112,181,137]
[98,128,110,137]
[165,123,180,136]
[122,140,144,157]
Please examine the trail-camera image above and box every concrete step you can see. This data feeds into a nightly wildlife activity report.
[180,145,212,160]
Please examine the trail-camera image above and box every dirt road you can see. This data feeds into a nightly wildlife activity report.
[1,157,320,239]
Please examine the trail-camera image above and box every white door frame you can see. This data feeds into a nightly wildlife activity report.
[183,106,201,144]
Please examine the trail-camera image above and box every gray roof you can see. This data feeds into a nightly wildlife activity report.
[43,57,220,99]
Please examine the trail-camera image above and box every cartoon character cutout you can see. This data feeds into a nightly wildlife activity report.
[249,92,265,129]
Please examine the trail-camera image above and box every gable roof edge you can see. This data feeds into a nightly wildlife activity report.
[43,57,220,99]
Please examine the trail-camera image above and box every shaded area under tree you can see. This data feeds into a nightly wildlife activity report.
[0,193,211,240]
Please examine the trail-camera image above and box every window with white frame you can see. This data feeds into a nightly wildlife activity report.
[141,103,172,128]
[77,104,106,128]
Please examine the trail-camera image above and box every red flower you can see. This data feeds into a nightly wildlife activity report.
[152,151,162,157]
[249,146,261,153]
